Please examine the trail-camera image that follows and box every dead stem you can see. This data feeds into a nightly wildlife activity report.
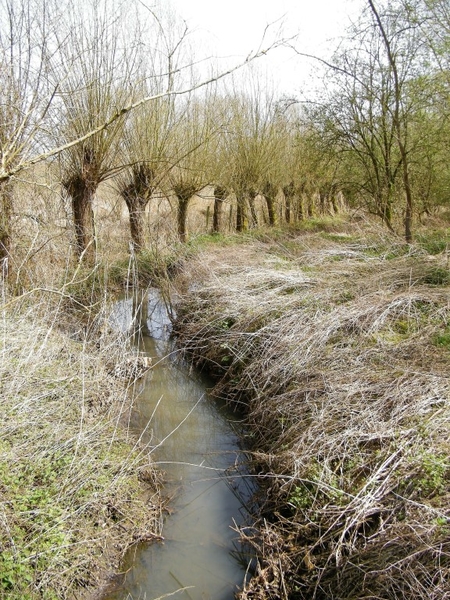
[172,228,450,599]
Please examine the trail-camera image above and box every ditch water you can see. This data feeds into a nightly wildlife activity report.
[105,290,253,600]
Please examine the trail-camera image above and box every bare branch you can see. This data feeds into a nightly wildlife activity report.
[1,38,287,183]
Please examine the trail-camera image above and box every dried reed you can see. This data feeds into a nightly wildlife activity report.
[173,225,450,599]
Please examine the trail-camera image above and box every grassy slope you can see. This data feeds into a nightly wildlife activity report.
[172,218,450,599]
[0,293,161,600]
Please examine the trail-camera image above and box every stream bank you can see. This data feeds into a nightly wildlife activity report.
[0,293,162,600]
[170,227,450,599]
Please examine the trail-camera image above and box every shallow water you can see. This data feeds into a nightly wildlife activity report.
[106,291,252,600]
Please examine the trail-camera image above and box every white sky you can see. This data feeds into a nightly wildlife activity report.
[169,0,364,95]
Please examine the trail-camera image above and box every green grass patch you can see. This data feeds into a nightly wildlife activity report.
[416,229,450,255]
[422,266,450,286]
[433,327,450,349]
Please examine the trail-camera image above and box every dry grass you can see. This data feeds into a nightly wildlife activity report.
[0,290,162,600]
[172,220,450,599]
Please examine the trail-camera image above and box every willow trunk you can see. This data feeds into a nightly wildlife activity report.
[70,180,97,265]
[0,181,12,277]
[124,196,148,252]
[177,198,190,243]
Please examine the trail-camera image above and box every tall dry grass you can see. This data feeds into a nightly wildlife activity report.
[0,281,162,599]
[172,219,450,599]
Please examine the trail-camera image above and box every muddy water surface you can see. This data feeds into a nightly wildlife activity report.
[107,291,252,600]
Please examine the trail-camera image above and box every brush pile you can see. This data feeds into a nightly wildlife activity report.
[0,293,161,600]
[173,226,450,599]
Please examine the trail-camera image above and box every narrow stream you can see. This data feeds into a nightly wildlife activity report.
[106,290,253,600]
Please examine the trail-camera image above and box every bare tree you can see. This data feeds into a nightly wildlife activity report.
[168,94,219,242]
[367,0,419,241]
[222,77,283,232]
[55,0,141,264]
[0,0,64,273]
[116,91,176,252]
[115,3,189,253]
[303,0,428,239]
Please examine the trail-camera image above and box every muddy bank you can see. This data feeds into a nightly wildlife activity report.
[171,226,450,599]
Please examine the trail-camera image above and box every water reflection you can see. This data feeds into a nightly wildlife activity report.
[106,290,252,600]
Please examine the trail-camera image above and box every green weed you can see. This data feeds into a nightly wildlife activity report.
[433,321,450,349]
[416,452,448,497]
[422,266,450,286]
[416,230,450,255]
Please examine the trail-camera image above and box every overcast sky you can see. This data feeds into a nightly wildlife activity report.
[169,0,363,95]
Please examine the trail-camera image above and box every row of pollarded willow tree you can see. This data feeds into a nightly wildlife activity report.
[114,0,450,250]
[117,0,450,253]
[0,0,293,273]
[58,65,346,260]
[2,0,450,275]
[65,0,450,251]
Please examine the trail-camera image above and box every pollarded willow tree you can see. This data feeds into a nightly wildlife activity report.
[168,93,219,242]
[56,0,142,265]
[119,161,156,253]
[277,103,342,223]
[222,77,284,232]
[115,3,189,253]
[200,95,234,234]
[117,89,174,252]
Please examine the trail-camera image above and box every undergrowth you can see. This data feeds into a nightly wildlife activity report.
[0,291,161,600]
[172,223,450,599]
